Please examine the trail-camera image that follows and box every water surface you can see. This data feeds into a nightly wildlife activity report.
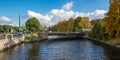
[0,36,120,60]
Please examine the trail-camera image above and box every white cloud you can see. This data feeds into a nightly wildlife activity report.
[51,9,74,18]
[0,16,12,24]
[27,1,107,26]
[62,1,73,11]
[49,9,107,25]
[50,9,74,24]
[28,10,53,21]
[27,10,53,26]
[0,16,11,22]
[75,10,107,20]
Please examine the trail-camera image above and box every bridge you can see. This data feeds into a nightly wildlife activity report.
[48,32,85,35]
[38,32,89,39]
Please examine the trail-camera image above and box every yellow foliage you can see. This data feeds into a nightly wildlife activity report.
[102,1,120,38]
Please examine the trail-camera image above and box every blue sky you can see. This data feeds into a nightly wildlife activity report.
[0,0,110,26]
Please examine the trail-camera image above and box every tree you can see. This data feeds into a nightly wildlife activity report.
[0,25,4,32]
[50,17,92,32]
[13,26,19,32]
[102,1,120,38]
[0,25,13,33]
[74,17,82,32]
[90,19,106,40]
[26,17,42,31]
[67,18,74,32]
[74,17,92,32]
[80,17,92,29]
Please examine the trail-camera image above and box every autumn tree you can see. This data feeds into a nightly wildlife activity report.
[50,17,92,32]
[67,18,74,32]
[74,17,92,32]
[102,1,120,38]
[79,17,92,29]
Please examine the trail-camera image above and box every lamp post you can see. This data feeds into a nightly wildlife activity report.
[19,15,21,33]
[19,15,21,40]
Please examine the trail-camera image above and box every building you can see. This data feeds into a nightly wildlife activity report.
[43,25,48,32]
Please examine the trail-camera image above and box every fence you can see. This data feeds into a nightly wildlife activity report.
[0,34,6,40]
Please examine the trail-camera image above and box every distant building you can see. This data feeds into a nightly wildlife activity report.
[43,25,48,32]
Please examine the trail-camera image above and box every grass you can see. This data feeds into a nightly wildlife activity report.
[25,33,40,42]
[104,38,120,47]
[89,36,120,47]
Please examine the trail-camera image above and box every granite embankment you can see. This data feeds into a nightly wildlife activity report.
[0,34,25,51]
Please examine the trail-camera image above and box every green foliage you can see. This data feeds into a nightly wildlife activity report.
[90,19,107,40]
[102,1,120,38]
[13,26,19,32]
[25,34,31,40]
[74,17,82,32]
[31,33,39,40]
[25,33,40,41]
[13,26,26,32]
[21,26,26,31]
[0,24,27,33]
[26,17,43,31]
[0,25,13,33]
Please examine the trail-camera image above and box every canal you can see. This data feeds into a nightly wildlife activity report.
[0,35,120,60]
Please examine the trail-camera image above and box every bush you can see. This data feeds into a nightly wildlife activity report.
[25,34,31,40]
[31,33,39,40]
[25,33,40,41]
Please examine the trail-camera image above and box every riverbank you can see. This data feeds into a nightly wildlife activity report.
[0,36,120,60]
[23,38,48,43]
[1,34,120,52]
[0,32,47,52]
[23,32,48,42]
[87,38,120,50]
[0,34,25,52]
[105,38,120,47]
[0,38,47,52]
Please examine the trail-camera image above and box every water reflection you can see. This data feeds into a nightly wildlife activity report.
[0,38,120,60]
[103,45,120,60]
[26,43,40,60]
[39,40,106,60]
[0,43,28,60]
[48,35,71,39]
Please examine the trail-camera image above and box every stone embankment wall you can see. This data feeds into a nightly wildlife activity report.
[0,34,25,51]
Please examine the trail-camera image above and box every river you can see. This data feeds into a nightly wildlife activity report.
[0,35,120,60]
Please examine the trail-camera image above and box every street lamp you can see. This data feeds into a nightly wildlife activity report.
[19,15,21,33]
[19,15,21,41]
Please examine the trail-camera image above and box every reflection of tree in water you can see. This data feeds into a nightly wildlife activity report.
[27,43,40,60]
[103,46,120,60]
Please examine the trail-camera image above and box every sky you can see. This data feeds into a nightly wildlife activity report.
[0,0,110,26]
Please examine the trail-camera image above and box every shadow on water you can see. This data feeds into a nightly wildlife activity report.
[91,41,120,60]
[0,35,120,60]
[26,43,40,60]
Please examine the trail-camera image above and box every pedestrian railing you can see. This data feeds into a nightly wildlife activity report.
[0,34,6,40]
[0,34,24,40]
